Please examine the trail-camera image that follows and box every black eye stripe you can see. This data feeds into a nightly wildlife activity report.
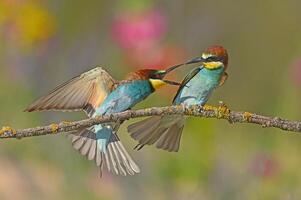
[206,56,223,62]
[150,74,161,79]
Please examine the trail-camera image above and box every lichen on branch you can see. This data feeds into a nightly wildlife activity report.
[1,103,301,139]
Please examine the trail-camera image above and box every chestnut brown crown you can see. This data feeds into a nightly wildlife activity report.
[202,45,228,69]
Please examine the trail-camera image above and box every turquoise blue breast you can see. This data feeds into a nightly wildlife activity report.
[173,67,224,106]
[93,80,153,116]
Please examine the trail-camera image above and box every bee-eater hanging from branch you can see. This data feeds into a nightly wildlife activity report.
[24,65,185,176]
[127,45,229,152]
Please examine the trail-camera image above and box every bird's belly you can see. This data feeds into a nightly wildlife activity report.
[176,87,213,105]
[174,73,220,106]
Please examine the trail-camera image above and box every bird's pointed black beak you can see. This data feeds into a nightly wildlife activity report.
[153,56,205,84]
[163,57,205,74]
[164,64,184,74]
[152,71,181,86]
[185,57,204,65]
[162,79,181,86]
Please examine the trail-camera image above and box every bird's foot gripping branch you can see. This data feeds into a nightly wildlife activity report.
[1,104,301,140]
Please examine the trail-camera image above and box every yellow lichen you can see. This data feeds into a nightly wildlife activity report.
[50,124,59,133]
[203,104,217,111]
[243,112,252,122]
[0,126,16,135]
[217,103,231,119]
[61,121,71,125]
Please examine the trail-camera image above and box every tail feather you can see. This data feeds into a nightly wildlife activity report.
[80,137,93,155]
[157,124,175,151]
[111,142,128,176]
[130,117,161,140]
[133,126,168,151]
[145,127,168,145]
[172,126,184,151]
[107,144,119,175]
[112,142,134,175]
[156,124,184,152]
[69,128,140,176]
[72,131,89,150]
[127,116,158,133]
[71,135,80,143]
[127,115,185,152]
[71,128,94,148]
[88,140,96,161]
[103,149,111,172]
[115,139,140,173]
[95,148,102,166]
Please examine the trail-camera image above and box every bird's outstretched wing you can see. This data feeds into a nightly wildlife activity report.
[24,67,116,116]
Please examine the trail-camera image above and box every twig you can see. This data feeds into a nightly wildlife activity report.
[1,104,301,139]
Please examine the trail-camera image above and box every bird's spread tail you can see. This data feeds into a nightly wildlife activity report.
[69,127,140,176]
[127,115,185,152]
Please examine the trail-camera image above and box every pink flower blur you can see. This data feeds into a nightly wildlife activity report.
[111,10,167,51]
[249,153,278,179]
[291,58,301,87]
[125,45,185,69]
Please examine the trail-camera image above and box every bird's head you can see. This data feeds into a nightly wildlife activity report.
[126,68,180,90]
[186,45,228,70]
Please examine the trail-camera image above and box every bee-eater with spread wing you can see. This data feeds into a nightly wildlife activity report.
[127,45,229,152]
[25,66,184,176]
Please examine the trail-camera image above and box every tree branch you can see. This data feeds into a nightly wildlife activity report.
[1,104,301,139]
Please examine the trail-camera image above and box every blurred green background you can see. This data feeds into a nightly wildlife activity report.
[1,0,301,199]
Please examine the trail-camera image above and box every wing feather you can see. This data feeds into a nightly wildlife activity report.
[172,67,202,103]
[24,67,116,117]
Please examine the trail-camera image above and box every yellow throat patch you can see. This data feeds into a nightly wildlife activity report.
[149,79,167,90]
[203,61,223,69]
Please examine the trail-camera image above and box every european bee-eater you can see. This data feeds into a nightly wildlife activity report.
[127,45,229,152]
[25,66,182,176]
